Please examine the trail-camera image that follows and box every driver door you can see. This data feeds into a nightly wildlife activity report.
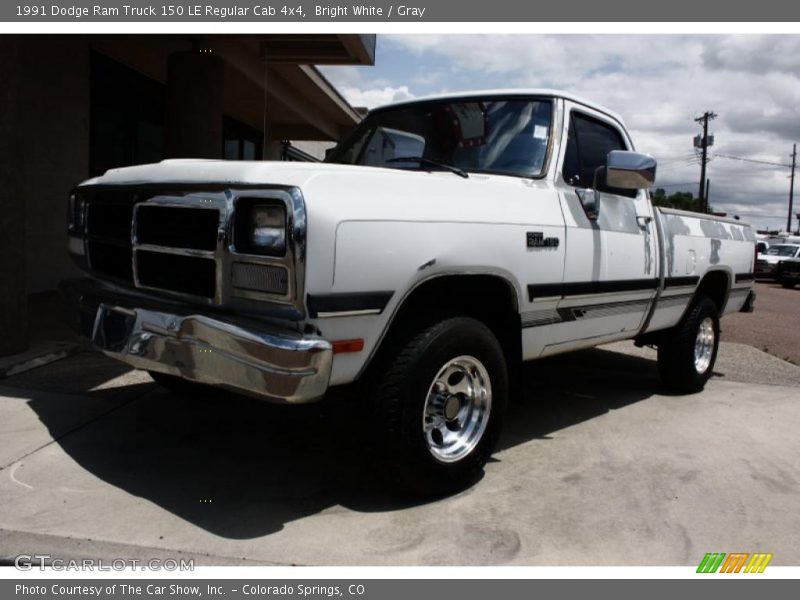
[541,104,659,355]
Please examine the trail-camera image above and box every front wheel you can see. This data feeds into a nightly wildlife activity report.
[657,297,720,393]
[780,279,796,289]
[370,317,508,495]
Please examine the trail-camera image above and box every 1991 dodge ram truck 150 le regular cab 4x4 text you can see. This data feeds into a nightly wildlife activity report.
[62,90,756,494]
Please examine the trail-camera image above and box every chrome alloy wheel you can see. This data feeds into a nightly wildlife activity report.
[694,317,715,374]
[422,355,492,463]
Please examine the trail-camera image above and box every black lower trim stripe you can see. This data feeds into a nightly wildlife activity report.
[528,278,658,301]
[664,275,700,288]
[735,272,755,283]
[521,293,693,329]
[307,291,394,318]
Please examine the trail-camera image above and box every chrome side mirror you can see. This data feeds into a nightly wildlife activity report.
[606,150,657,190]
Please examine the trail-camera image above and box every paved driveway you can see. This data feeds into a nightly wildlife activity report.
[1,341,799,566]
[723,281,800,366]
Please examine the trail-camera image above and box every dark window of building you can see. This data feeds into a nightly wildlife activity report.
[89,52,165,177]
[563,111,635,197]
[223,117,262,160]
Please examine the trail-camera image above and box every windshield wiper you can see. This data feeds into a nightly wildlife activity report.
[386,156,469,179]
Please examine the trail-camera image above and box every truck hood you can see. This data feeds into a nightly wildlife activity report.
[80,158,553,226]
[82,158,523,189]
[82,159,383,189]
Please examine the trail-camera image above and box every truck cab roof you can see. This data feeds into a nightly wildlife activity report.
[374,89,626,128]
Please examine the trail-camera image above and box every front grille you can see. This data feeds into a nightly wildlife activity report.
[136,205,219,251]
[85,193,135,284]
[75,186,296,308]
[136,251,217,298]
[782,261,800,273]
[81,190,220,300]
[87,241,133,282]
[87,201,134,243]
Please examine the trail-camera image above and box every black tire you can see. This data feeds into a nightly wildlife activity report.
[370,317,508,496]
[781,279,796,289]
[148,371,217,397]
[657,297,720,394]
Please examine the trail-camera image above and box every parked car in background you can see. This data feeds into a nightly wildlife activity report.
[756,243,800,278]
[776,257,800,288]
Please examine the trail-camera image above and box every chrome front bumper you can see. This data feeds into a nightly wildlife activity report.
[61,279,332,403]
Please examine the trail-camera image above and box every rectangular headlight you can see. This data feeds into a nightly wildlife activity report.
[250,205,286,252]
[68,192,87,233]
[234,201,287,256]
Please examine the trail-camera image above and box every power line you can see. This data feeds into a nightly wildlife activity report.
[658,153,698,160]
[656,164,698,173]
[659,153,699,161]
[714,153,793,168]
[657,158,701,170]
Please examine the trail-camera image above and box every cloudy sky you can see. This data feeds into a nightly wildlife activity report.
[320,35,800,232]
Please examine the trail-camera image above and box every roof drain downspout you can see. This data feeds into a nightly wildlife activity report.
[637,207,667,337]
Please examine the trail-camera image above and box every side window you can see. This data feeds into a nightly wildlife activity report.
[562,118,581,186]
[563,112,636,198]
[336,128,372,165]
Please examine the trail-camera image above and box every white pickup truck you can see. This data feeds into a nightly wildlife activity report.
[62,90,756,493]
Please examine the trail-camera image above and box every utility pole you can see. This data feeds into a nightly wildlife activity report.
[694,111,717,213]
[788,143,796,233]
[705,178,710,213]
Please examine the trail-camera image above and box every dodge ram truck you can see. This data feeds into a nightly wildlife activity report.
[62,90,757,493]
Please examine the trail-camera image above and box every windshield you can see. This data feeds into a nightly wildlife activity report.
[766,245,800,257]
[327,98,553,178]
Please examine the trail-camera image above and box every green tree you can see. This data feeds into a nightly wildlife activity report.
[650,188,704,212]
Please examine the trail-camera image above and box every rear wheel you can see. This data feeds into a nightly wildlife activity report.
[657,297,720,393]
[370,317,508,495]
[781,279,796,289]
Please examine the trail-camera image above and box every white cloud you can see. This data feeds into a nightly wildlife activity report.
[336,85,415,108]
[319,64,414,108]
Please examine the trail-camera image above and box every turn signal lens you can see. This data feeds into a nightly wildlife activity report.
[332,339,365,354]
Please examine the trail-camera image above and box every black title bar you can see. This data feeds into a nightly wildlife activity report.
[4,0,800,22]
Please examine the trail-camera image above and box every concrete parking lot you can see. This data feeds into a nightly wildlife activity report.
[724,281,800,366]
[1,327,799,566]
